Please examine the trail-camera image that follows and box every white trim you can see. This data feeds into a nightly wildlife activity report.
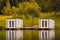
[40,19,49,28]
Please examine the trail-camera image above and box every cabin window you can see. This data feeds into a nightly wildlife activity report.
[12,21,14,27]
[9,21,11,27]
[42,20,48,28]
[9,21,14,27]
[42,21,44,27]
[45,21,47,27]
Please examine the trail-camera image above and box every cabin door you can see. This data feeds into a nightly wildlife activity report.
[8,20,15,28]
[41,19,48,28]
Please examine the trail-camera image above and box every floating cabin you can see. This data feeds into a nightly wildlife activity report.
[6,18,23,28]
[39,18,55,29]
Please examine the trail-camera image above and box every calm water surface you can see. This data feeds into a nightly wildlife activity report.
[0,30,59,40]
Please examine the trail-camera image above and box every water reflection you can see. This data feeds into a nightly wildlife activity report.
[39,30,55,40]
[6,30,55,40]
[6,30,23,40]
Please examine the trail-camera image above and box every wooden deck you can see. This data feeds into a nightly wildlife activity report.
[4,27,54,30]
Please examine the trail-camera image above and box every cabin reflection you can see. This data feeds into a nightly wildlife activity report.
[6,30,23,40]
[39,30,55,40]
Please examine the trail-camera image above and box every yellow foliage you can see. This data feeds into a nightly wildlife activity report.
[18,2,40,11]
[18,2,40,18]
[1,0,11,15]
[11,6,19,14]
[6,0,10,9]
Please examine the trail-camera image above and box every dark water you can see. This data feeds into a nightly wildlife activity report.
[0,30,59,40]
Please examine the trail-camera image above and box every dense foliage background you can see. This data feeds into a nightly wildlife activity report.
[0,0,60,27]
[0,0,60,15]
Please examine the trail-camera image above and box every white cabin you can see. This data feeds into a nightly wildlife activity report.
[6,18,23,28]
[39,19,55,29]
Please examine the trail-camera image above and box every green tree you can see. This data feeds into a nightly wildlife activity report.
[11,6,19,17]
[50,0,60,15]
[1,0,11,15]
[37,0,53,13]
[18,2,40,17]
[18,2,40,26]
[0,0,6,14]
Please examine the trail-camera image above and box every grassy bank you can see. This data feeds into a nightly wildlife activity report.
[0,15,13,27]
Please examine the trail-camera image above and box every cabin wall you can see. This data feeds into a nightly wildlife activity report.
[20,20,23,28]
[15,19,18,28]
[6,19,15,28]
[19,19,23,28]
[15,19,23,28]
[49,19,55,29]
[39,19,55,29]
[6,19,23,28]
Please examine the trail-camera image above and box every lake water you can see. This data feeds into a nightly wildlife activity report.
[0,30,59,40]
